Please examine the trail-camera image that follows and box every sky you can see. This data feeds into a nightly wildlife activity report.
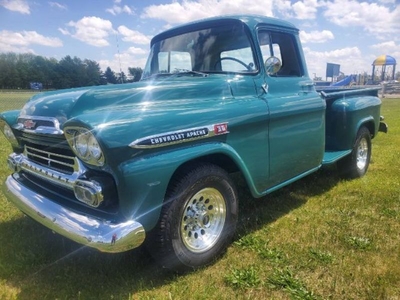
[0,0,399,79]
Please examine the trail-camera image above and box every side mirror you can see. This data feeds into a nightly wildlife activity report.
[265,56,282,75]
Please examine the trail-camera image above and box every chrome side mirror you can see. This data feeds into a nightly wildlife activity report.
[265,56,282,75]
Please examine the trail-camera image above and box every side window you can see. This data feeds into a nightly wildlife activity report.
[158,51,192,73]
[258,30,302,77]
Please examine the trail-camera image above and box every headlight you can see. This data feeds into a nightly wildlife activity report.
[3,124,16,140]
[75,131,89,157]
[88,134,102,160]
[65,128,105,166]
[0,122,18,146]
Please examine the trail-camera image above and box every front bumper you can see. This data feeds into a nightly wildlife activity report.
[3,174,145,252]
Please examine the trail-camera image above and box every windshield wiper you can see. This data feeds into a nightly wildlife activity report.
[142,69,209,80]
[174,69,209,77]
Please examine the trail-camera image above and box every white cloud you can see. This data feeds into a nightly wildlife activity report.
[141,0,274,24]
[48,2,67,10]
[274,0,321,20]
[323,0,400,37]
[0,30,63,53]
[300,30,334,43]
[303,46,372,78]
[292,0,320,20]
[371,41,397,52]
[98,47,148,75]
[117,26,151,45]
[58,28,70,35]
[126,46,147,55]
[370,41,400,60]
[274,0,293,17]
[0,0,30,14]
[61,16,114,47]
[106,4,134,15]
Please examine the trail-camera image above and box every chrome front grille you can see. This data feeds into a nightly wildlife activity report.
[8,116,118,211]
[24,144,77,175]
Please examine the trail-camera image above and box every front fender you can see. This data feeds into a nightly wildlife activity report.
[115,142,255,231]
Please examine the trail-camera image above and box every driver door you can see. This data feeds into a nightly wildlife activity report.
[258,29,326,187]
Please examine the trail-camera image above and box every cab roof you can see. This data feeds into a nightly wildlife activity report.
[150,15,298,47]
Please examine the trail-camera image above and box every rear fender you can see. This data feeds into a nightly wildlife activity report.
[326,96,381,150]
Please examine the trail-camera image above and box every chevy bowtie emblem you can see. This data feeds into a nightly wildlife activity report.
[23,119,36,129]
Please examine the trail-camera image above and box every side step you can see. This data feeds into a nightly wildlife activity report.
[322,150,352,165]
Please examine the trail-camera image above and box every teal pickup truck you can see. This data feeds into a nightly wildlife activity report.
[0,15,387,272]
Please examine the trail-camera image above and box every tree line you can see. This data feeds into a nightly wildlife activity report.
[0,52,143,90]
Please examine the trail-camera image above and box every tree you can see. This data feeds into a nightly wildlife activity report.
[53,55,89,89]
[84,59,102,86]
[128,67,143,82]
[117,71,127,84]
[53,55,75,89]
[2,53,20,89]
[104,67,117,84]
[0,52,139,89]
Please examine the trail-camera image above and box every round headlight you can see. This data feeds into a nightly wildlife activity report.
[66,127,105,166]
[88,134,102,160]
[74,131,89,157]
[3,124,16,141]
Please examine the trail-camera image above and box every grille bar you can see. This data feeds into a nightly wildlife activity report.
[25,145,77,174]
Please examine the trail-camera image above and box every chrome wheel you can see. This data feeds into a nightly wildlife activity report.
[147,163,238,272]
[180,187,226,253]
[356,137,369,170]
[338,126,371,179]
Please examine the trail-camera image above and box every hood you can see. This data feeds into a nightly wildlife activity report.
[19,76,235,126]
[17,75,264,159]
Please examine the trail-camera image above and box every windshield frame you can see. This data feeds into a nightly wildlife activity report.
[141,19,259,80]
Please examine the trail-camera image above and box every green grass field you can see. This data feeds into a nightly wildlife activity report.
[0,91,399,299]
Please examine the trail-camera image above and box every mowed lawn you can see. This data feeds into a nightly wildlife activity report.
[0,91,399,299]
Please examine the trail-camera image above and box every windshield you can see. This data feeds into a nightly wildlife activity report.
[142,22,257,79]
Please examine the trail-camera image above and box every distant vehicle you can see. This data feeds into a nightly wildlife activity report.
[1,15,388,272]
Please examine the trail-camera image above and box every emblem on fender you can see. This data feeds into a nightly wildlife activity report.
[130,123,229,149]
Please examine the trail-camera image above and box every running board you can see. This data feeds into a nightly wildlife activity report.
[322,150,352,165]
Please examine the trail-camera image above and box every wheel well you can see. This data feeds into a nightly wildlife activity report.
[361,121,375,138]
[168,154,240,193]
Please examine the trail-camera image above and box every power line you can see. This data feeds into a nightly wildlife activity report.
[115,32,123,83]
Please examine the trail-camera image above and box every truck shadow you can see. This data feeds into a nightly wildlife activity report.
[0,167,341,299]
[234,166,341,236]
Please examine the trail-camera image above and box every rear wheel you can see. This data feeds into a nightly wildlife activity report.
[338,126,371,178]
[147,163,238,273]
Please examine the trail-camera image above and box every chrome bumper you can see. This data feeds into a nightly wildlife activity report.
[3,174,145,253]
[379,116,388,133]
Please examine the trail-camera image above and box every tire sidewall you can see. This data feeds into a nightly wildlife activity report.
[337,126,372,179]
[168,169,238,270]
[353,128,371,177]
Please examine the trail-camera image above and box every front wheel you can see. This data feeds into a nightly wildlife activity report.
[338,126,371,178]
[147,163,238,273]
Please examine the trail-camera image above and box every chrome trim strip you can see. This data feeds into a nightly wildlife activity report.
[129,123,229,149]
[3,175,145,252]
